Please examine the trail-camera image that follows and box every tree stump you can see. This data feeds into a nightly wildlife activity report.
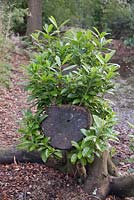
[41,105,92,150]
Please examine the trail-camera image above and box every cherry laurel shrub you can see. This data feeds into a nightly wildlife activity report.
[19,17,119,165]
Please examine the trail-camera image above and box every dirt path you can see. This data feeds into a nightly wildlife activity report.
[0,52,28,147]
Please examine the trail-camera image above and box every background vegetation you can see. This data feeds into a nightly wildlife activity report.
[0,3,13,87]
[1,0,134,40]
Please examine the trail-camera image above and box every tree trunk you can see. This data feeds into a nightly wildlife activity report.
[83,151,110,200]
[26,0,42,35]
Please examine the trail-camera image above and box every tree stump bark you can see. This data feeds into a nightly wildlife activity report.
[83,151,110,199]
[41,105,92,150]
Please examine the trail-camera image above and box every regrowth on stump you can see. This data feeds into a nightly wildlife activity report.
[8,17,133,199]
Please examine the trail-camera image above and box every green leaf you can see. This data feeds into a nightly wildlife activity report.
[49,16,58,29]
[82,147,90,157]
[61,88,68,94]
[87,155,94,163]
[77,31,82,40]
[59,19,70,28]
[106,71,114,79]
[93,27,100,37]
[95,151,101,157]
[100,31,108,38]
[48,24,54,33]
[95,143,102,151]
[84,135,97,142]
[67,93,76,98]
[128,168,134,173]
[96,54,104,64]
[62,54,72,65]
[82,64,90,74]
[71,141,80,150]
[44,24,48,32]
[55,55,61,66]
[54,150,62,158]
[81,129,88,136]
[62,65,77,72]
[17,141,31,150]
[41,149,51,163]
[31,32,40,41]
[127,122,134,128]
[105,50,115,62]
[93,115,104,128]
[72,99,80,105]
[78,152,82,159]
[42,137,50,145]
[71,154,77,164]
[39,114,48,123]
[103,39,113,46]
[41,150,47,162]
[29,144,37,151]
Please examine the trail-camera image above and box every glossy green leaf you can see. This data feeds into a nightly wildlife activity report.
[60,19,70,28]
[96,54,104,64]
[71,154,77,164]
[95,143,102,151]
[55,55,61,66]
[78,152,82,159]
[49,16,58,29]
[54,150,62,158]
[62,64,77,72]
[48,24,54,33]
[41,150,48,162]
[29,144,37,151]
[93,115,104,128]
[105,50,115,62]
[61,88,68,94]
[71,141,80,150]
[81,129,88,136]
[82,147,90,157]
[72,99,80,104]
[62,54,72,65]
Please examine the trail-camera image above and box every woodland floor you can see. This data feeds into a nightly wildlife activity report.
[0,39,134,200]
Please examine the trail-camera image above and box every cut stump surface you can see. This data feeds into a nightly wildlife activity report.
[41,105,92,150]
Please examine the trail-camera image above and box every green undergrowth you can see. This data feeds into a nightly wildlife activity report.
[0,4,13,88]
[0,35,13,88]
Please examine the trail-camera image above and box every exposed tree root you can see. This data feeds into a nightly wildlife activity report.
[109,174,134,198]
[107,155,119,177]
[0,146,134,199]
[0,145,43,164]
[83,151,110,200]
